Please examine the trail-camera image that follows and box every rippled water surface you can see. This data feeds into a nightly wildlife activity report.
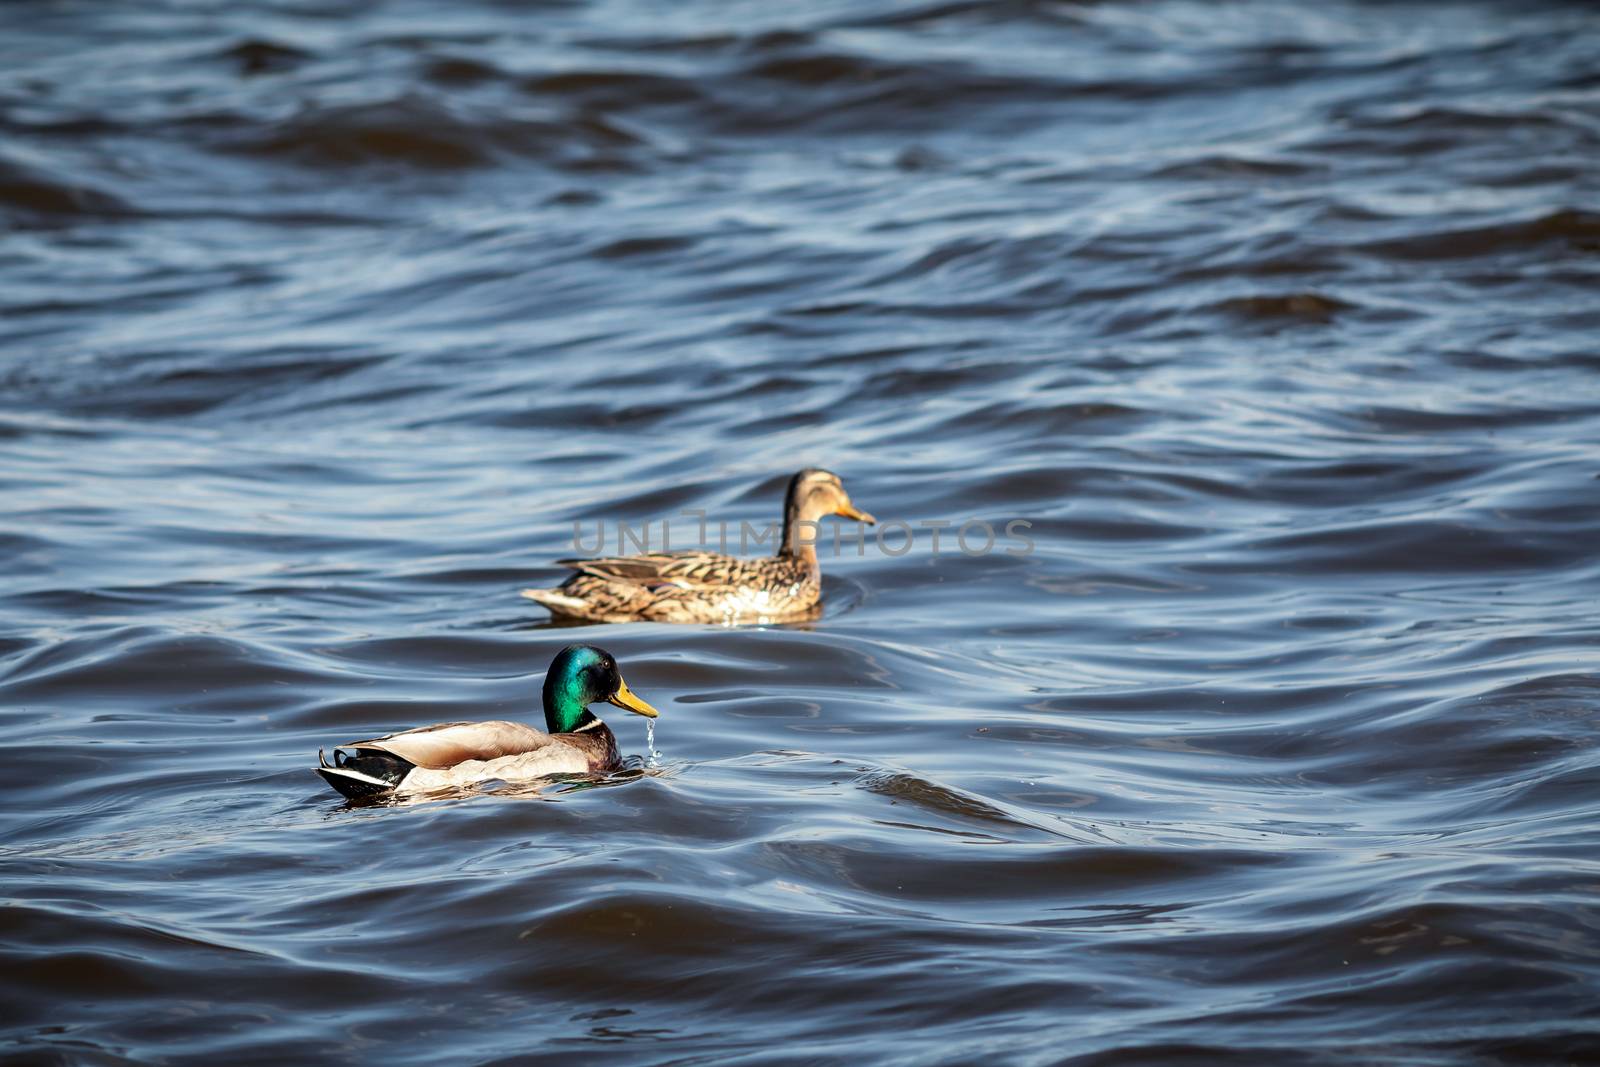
[4,1,1600,1063]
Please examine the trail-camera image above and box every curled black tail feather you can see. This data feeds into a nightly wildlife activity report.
[315,747,414,800]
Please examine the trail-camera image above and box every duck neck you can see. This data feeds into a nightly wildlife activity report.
[778,500,821,570]
[542,672,594,733]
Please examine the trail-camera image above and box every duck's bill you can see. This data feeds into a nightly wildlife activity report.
[607,676,660,718]
[836,503,877,525]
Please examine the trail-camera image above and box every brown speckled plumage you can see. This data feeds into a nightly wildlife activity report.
[522,469,874,625]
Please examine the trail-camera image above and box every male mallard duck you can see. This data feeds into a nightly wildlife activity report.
[315,644,658,800]
[521,468,875,625]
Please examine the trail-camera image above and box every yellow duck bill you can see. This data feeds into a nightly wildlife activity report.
[607,676,660,718]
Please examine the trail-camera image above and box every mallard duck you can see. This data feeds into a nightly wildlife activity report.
[315,644,658,800]
[521,468,875,625]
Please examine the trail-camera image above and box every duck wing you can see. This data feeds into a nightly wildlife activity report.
[556,551,761,590]
[342,720,558,770]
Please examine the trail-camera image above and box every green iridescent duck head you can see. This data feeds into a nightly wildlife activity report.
[541,644,659,734]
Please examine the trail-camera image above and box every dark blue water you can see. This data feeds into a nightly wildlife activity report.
[4,1,1600,1063]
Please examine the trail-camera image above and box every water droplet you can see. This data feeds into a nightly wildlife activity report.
[645,719,660,768]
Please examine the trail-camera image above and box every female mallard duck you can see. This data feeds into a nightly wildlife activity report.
[315,644,658,800]
[521,468,875,625]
